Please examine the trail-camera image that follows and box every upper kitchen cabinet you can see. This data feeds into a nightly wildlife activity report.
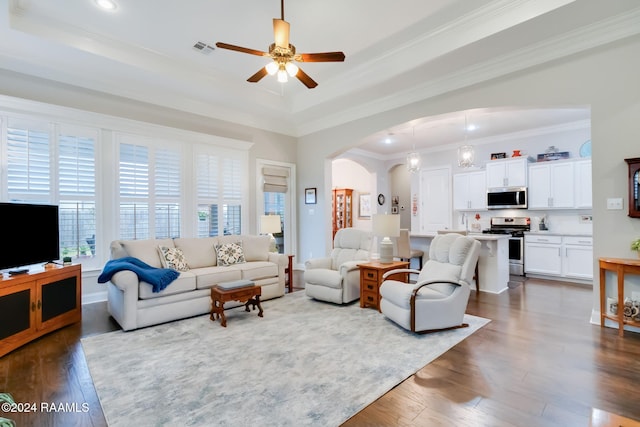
[574,159,592,209]
[453,171,486,210]
[485,157,529,188]
[528,161,575,209]
[625,157,640,218]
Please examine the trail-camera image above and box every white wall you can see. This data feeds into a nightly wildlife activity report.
[297,34,640,329]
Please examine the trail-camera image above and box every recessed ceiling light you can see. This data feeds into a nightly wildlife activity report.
[466,124,477,131]
[95,0,117,11]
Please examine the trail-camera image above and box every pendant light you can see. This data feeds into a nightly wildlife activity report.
[406,127,421,173]
[458,114,474,168]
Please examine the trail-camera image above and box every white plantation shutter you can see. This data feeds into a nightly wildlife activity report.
[197,153,219,201]
[118,138,183,240]
[119,142,150,239]
[7,120,50,200]
[196,148,246,237]
[58,127,97,259]
[119,143,149,198]
[154,147,181,239]
[155,148,181,199]
[59,134,95,197]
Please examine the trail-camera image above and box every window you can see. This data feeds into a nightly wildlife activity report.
[196,148,246,237]
[58,129,97,259]
[118,137,181,240]
[5,118,98,265]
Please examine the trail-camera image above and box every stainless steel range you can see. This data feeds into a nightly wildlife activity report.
[482,216,530,276]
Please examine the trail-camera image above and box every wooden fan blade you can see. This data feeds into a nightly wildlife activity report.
[298,52,345,62]
[295,67,318,89]
[215,42,268,57]
[247,67,269,83]
[273,19,290,48]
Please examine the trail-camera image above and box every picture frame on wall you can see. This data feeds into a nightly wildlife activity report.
[359,193,371,218]
[305,188,317,204]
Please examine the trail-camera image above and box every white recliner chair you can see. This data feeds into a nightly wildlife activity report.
[304,228,372,304]
[379,233,480,333]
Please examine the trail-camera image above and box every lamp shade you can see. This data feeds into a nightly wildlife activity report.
[260,215,282,234]
[373,214,400,264]
[372,214,400,237]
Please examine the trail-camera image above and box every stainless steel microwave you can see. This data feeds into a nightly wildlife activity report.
[487,186,527,209]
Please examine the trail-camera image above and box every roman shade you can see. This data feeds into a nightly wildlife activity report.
[262,166,289,193]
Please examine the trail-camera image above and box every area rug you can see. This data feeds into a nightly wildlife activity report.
[82,292,489,426]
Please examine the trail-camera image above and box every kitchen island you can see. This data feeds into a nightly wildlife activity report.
[410,232,510,294]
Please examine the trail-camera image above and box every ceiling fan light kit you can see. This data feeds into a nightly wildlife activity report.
[215,0,345,88]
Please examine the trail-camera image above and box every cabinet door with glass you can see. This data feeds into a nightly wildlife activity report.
[626,158,640,218]
[332,188,353,239]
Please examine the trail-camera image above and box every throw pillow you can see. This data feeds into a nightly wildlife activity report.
[158,246,190,272]
[215,242,246,266]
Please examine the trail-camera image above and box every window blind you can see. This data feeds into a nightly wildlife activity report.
[262,166,289,193]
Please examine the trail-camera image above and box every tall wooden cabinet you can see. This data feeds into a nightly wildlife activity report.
[0,264,82,357]
[332,188,353,239]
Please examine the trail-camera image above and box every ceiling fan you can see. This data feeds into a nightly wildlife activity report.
[215,0,345,89]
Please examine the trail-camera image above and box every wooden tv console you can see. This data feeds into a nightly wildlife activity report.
[0,264,82,357]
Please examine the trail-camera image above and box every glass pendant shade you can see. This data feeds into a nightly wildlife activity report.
[285,62,299,77]
[458,144,474,168]
[407,151,421,173]
[266,61,279,75]
[277,68,288,83]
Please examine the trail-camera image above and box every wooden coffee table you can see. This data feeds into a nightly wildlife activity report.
[210,284,263,327]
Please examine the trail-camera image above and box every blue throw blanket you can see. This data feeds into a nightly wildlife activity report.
[98,257,180,293]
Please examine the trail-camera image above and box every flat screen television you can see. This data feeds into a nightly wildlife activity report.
[0,202,60,272]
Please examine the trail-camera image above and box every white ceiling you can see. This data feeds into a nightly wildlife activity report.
[1,0,639,157]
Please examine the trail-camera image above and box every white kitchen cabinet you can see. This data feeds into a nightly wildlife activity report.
[528,161,575,209]
[485,157,529,188]
[563,236,593,279]
[525,234,593,280]
[524,234,562,275]
[453,171,486,210]
[574,159,592,208]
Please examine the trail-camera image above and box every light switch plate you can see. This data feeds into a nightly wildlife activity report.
[606,198,623,210]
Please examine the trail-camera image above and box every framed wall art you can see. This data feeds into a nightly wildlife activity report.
[305,188,317,204]
[359,193,371,218]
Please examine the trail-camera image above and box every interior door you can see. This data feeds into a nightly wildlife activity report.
[418,166,451,232]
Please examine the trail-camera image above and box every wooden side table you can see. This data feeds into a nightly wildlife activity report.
[359,261,409,311]
[599,257,640,336]
[286,254,295,293]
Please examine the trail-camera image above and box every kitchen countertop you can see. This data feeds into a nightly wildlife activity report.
[524,231,592,237]
[411,232,510,241]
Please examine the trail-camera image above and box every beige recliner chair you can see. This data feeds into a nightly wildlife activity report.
[379,233,480,333]
[304,228,372,304]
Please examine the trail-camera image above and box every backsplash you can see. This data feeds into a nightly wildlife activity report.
[456,210,593,235]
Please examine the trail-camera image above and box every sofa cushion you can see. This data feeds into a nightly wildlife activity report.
[158,246,190,271]
[240,235,270,262]
[120,238,175,268]
[139,271,196,299]
[305,268,343,289]
[173,237,218,269]
[215,241,246,266]
[192,266,243,290]
[238,261,278,281]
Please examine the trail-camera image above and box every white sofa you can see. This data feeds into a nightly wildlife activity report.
[106,235,289,331]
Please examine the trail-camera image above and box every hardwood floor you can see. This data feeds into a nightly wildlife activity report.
[1,277,639,426]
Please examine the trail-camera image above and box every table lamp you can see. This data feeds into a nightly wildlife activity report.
[373,214,400,263]
[260,214,282,252]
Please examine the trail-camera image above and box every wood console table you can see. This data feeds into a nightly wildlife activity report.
[599,257,640,336]
[0,264,82,357]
